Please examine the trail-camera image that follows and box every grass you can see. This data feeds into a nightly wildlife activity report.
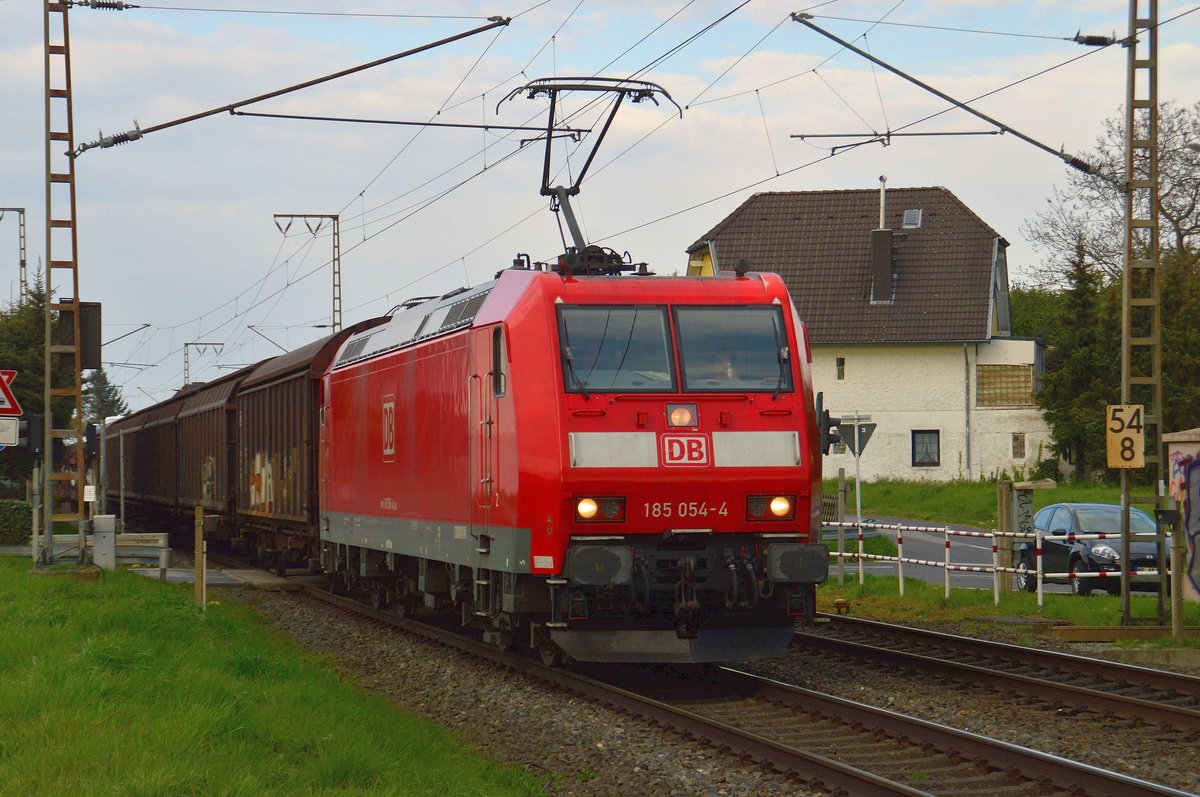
[0,558,540,797]
[816,574,1200,642]
[825,478,1131,529]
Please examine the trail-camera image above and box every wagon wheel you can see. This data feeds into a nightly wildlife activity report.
[329,570,348,596]
[539,642,565,668]
[394,595,418,619]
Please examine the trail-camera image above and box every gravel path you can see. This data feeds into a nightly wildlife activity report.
[229,587,1198,796]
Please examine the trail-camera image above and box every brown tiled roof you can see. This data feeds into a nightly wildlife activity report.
[687,187,1004,344]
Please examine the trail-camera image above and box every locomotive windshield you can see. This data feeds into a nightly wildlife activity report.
[558,306,675,392]
[675,306,792,393]
[557,304,792,394]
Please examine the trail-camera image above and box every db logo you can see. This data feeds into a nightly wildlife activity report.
[382,397,396,462]
[661,434,709,466]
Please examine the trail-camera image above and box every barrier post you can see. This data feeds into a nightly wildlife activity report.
[996,480,1012,594]
[1035,531,1044,608]
[897,524,905,596]
[194,506,206,610]
[943,529,951,599]
[836,467,846,585]
[991,534,1000,606]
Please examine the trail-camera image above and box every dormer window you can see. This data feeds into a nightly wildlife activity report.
[902,208,923,228]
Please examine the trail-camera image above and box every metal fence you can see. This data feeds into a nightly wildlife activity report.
[826,520,1166,606]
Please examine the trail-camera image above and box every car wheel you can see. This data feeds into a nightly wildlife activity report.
[1069,557,1093,596]
[1015,556,1037,593]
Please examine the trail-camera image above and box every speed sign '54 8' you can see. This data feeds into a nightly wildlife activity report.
[1106,404,1145,469]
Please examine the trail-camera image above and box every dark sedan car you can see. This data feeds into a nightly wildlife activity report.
[1013,503,1169,596]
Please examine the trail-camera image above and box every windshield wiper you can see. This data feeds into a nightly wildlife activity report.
[563,345,590,399]
[772,345,789,400]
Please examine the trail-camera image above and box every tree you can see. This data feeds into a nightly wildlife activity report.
[84,367,129,423]
[1035,240,1120,480]
[1021,101,1200,285]
[1159,248,1200,437]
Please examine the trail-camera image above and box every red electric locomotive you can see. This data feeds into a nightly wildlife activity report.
[320,262,828,664]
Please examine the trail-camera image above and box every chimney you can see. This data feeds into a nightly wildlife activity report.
[878,174,887,229]
[871,175,894,302]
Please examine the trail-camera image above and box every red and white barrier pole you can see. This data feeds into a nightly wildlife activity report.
[944,530,951,599]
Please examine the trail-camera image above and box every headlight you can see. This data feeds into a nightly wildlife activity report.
[1092,544,1120,560]
[747,495,796,520]
[576,497,626,522]
[667,403,697,428]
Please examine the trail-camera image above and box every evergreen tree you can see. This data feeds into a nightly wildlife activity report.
[1035,240,1120,480]
[84,367,129,423]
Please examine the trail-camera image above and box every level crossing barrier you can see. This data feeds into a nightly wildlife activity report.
[826,521,1167,606]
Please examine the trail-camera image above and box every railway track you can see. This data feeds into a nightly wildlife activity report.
[797,614,1200,733]
[286,578,1191,797]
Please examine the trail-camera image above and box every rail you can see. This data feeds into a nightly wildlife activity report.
[827,520,1167,606]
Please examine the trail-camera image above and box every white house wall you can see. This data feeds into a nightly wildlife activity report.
[812,340,1052,482]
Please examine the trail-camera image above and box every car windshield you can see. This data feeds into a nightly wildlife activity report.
[1075,507,1156,535]
[675,306,791,392]
[558,306,675,392]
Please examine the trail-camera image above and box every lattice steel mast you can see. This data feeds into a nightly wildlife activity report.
[1120,0,1165,624]
[42,1,86,559]
[0,208,27,301]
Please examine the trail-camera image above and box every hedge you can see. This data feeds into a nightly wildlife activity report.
[0,500,32,545]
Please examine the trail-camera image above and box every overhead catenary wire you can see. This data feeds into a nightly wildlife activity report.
[790,13,1118,184]
[74,16,511,155]
[129,5,495,19]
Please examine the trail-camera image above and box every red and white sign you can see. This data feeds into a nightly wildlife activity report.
[661,434,709,466]
[0,371,21,417]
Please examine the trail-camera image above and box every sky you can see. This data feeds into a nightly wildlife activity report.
[1,0,1198,411]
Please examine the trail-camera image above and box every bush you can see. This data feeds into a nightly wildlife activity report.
[0,499,32,545]
[1034,457,1061,481]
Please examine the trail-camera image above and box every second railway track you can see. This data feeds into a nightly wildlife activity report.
[796,614,1200,733]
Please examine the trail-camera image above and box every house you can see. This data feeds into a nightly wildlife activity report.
[686,184,1051,481]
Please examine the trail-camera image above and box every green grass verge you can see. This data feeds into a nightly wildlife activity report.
[817,574,1200,644]
[826,479,1129,529]
[0,558,540,796]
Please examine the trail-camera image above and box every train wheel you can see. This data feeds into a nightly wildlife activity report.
[394,595,417,619]
[329,570,347,596]
[539,643,564,668]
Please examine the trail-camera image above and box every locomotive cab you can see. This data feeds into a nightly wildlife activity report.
[542,278,829,663]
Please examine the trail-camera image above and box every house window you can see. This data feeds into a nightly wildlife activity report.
[836,356,845,380]
[1012,433,1026,459]
[902,208,923,228]
[912,430,940,467]
[977,364,1035,406]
